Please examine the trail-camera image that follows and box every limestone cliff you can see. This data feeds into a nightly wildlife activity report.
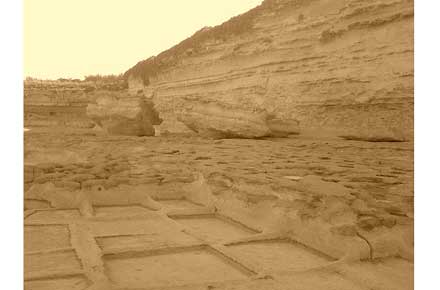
[24,79,163,136]
[125,0,413,141]
[24,80,95,128]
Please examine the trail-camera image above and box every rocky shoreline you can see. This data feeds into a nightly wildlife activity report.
[24,0,414,289]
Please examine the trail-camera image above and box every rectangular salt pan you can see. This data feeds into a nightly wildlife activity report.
[104,248,249,288]
[227,240,333,273]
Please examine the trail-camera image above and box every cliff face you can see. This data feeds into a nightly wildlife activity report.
[24,79,162,136]
[24,80,95,128]
[126,0,413,140]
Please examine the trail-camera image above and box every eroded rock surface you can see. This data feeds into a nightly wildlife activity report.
[24,120,413,289]
[87,92,162,136]
[25,130,414,261]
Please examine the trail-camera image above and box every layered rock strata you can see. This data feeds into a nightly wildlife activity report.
[24,80,95,128]
[125,0,413,141]
[24,79,162,136]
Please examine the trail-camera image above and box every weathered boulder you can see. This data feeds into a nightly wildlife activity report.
[266,116,300,137]
[87,92,162,136]
[177,103,271,139]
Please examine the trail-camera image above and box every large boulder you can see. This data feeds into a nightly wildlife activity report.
[177,103,271,139]
[87,93,162,136]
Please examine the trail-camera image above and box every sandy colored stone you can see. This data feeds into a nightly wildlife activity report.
[23,0,414,288]
[87,93,162,136]
[125,0,413,141]
[178,103,271,139]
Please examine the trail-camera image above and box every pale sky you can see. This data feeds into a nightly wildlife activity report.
[24,0,262,80]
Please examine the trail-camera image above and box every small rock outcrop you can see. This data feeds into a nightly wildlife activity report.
[87,92,162,136]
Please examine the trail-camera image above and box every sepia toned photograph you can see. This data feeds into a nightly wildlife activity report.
[15,0,421,289]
